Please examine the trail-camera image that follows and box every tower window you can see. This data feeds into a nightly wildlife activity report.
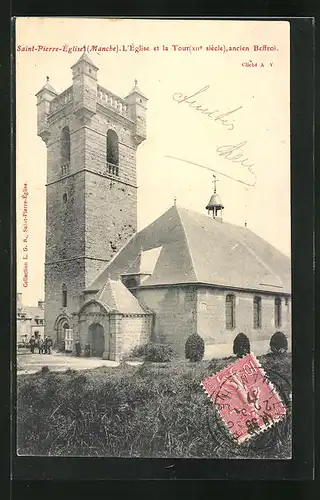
[123,277,138,289]
[275,297,282,328]
[62,283,67,308]
[63,193,68,203]
[253,296,262,329]
[61,126,70,174]
[226,294,236,330]
[106,129,119,176]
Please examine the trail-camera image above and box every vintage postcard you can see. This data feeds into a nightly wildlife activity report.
[16,18,292,459]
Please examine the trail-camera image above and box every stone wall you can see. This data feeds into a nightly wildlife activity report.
[84,114,137,186]
[76,301,152,360]
[197,287,291,351]
[119,314,153,358]
[46,171,85,262]
[46,113,85,184]
[84,169,137,286]
[77,301,109,355]
[41,65,145,340]
[136,285,291,359]
[44,259,86,340]
[136,286,198,357]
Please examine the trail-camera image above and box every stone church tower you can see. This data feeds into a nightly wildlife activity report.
[36,52,147,343]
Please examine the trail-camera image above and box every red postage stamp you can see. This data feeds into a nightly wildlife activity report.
[201,353,288,444]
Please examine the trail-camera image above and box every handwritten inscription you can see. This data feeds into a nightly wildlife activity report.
[216,142,256,183]
[172,86,256,186]
[172,86,243,131]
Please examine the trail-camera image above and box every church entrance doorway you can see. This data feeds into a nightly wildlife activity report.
[56,317,70,350]
[88,323,105,357]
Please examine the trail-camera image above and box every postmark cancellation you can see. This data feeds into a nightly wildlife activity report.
[201,353,288,444]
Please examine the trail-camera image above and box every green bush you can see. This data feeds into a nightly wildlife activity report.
[65,367,77,375]
[270,331,288,355]
[130,344,147,359]
[185,334,205,362]
[233,333,250,358]
[40,365,50,375]
[129,343,177,362]
[144,343,177,363]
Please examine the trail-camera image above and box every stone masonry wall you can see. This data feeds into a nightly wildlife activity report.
[136,285,291,359]
[82,112,138,286]
[197,287,292,350]
[84,170,137,287]
[119,315,153,357]
[46,112,85,184]
[78,301,109,348]
[136,286,198,357]
[45,171,85,262]
[44,259,86,341]
[43,69,142,338]
[84,113,137,186]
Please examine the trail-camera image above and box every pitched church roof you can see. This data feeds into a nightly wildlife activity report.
[126,79,147,100]
[35,77,58,96]
[71,51,99,70]
[96,277,147,314]
[86,205,291,295]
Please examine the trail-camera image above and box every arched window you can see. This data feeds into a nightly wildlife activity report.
[275,297,282,328]
[253,296,262,329]
[226,294,236,330]
[62,283,67,308]
[106,129,119,176]
[61,126,70,174]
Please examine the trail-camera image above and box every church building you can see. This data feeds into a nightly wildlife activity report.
[36,53,291,360]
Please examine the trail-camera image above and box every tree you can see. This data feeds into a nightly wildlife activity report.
[233,333,250,358]
[270,331,288,355]
[185,334,205,362]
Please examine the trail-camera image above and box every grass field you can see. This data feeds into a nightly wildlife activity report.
[17,353,292,458]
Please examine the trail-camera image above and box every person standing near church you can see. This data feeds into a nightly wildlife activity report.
[47,336,53,354]
[38,338,44,354]
[29,336,35,354]
[44,336,52,354]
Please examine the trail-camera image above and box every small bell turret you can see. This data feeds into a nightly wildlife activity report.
[206,175,224,220]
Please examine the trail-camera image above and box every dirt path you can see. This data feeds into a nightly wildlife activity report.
[16,351,121,375]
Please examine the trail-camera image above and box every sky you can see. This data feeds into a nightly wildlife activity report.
[16,18,291,306]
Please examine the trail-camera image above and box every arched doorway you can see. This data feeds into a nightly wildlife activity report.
[56,317,70,344]
[88,323,105,357]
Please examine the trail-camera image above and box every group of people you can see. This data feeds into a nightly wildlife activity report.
[29,335,53,354]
